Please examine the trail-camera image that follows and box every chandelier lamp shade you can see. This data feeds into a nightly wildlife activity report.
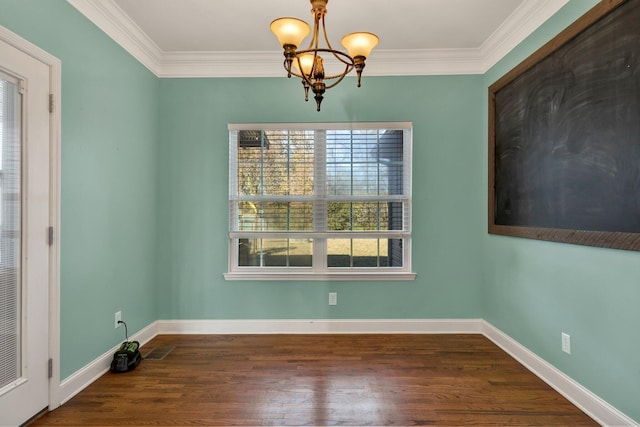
[270,0,379,111]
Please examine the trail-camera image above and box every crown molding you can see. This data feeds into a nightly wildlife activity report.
[67,0,570,78]
[479,0,570,72]
[158,48,486,78]
[158,50,282,78]
[66,0,163,74]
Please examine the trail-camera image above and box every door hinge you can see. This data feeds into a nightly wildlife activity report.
[48,358,53,379]
[49,93,54,113]
[48,226,54,246]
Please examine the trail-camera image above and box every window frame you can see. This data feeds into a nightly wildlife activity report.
[225,122,415,281]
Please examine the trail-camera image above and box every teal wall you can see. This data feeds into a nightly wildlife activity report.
[1,0,638,422]
[483,0,640,422]
[0,0,160,379]
[156,75,485,320]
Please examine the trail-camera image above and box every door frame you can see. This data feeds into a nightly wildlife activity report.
[0,25,61,410]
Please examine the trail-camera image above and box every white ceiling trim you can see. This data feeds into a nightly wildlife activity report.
[157,48,486,78]
[66,0,569,78]
[66,0,163,72]
[479,0,569,71]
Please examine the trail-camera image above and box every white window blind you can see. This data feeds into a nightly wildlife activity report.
[227,123,414,281]
[0,73,22,389]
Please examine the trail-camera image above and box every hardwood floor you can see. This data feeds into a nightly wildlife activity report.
[31,334,598,426]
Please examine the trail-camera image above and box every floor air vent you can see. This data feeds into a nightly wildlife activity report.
[143,346,175,360]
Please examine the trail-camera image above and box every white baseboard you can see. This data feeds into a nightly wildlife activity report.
[482,320,637,427]
[56,318,637,426]
[156,318,483,334]
[58,321,158,405]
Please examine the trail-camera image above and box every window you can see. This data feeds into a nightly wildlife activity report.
[0,73,22,388]
[226,123,414,281]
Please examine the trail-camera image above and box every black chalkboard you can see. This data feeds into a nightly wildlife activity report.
[489,0,640,251]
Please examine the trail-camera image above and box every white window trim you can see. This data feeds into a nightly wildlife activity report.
[225,122,415,281]
[223,271,416,281]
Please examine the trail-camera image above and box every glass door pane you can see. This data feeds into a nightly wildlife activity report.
[0,72,22,391]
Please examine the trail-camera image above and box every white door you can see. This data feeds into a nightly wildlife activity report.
[0,38,51,427]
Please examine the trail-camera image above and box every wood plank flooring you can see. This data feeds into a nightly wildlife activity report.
[31,334,598,426]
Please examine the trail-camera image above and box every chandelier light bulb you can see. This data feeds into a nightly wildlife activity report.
[292,53,315,77]
[270,17,311,48]
[341,32,379,59]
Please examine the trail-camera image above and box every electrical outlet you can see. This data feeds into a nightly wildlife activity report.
[562,332,571,354]
[115,311,122,328]
[329,292,337,306]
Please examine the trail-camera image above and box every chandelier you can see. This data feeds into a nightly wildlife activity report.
[270,0,379,112]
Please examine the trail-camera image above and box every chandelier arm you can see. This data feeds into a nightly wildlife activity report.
[287,56,342,84]
[320,13,336,52]
[323,64,351,89]
[299,48,354,68]
[307,7,324,80]
[283,56,310,81]
[297,48,354,66]
[302,5,321,53]
[323,68,354,81]
[331,53,354,66]
[287,69,305,79]
[295,48,354,80]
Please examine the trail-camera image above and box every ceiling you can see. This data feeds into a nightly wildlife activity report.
[66,0,569,77]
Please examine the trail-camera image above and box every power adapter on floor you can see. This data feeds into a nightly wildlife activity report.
[110,320,142,373]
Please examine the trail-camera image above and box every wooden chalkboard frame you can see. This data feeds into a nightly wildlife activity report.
[488,0,640,251]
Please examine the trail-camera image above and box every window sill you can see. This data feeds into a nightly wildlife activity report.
[224,271,417,281]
